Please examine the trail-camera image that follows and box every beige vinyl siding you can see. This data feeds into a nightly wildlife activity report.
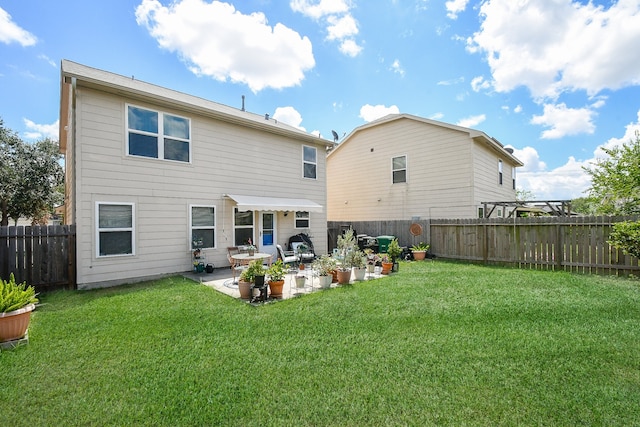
[72,85,327,288]
[472,141,518,214]
[328,117,474,221]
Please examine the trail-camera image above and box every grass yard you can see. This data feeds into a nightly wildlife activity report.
[1,260,639,426]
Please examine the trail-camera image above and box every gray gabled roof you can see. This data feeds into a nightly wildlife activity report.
[60,59,333,147]
[329,113,523,166]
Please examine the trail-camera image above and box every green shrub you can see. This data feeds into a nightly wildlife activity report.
[0,273,38,313]
[608,220,640,259]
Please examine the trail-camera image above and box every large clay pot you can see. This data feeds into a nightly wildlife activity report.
[268,280,285,298]
[337,269,351,284]
[0,304,35,342]
[238,280,252,300]
[412,250,426,260]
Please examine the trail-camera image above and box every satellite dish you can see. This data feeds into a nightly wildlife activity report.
[331,130,339,143]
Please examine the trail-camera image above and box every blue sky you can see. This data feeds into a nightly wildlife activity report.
[1,0,639,200]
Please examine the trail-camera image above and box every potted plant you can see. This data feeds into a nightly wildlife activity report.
[346,249,366,281]
[266,259,287,298]
[295,274,306,288]
[379,254,393,275]
[410,242,430,260]
[0,273,39,343]
[238,259,265,300]
[387,238,402,272]
[335,228,357,284]
[312,255,337,289]
[364,249,378,274]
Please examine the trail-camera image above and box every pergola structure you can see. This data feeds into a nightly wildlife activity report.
[481,200,573,218]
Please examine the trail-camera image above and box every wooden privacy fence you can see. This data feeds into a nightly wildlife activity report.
[0,225,76,292]
[330,216,640,276]
[430,216,640,276]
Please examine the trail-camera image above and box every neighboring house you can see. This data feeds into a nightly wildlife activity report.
[326,114,523,221]
[59,60,332,289]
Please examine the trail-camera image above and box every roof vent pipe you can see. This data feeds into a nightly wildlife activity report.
[265,113,269,120]
[241,95,245,111]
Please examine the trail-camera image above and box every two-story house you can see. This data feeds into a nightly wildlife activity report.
[60,60,332,289]
[327,114,523,221]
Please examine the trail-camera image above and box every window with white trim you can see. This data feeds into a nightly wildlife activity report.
[127,105,191,162]
[392,155,407,184]
[295,211,310,228]
[303,145,317,179]
[234,208,254,246]
[190,205,215,249]
[96,202,134,257]
[512,166,516,189]
[498,159,503,185]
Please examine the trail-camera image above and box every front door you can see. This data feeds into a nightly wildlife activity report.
[259,212,277,260]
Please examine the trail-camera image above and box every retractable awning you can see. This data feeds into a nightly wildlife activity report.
[225,194,323,212]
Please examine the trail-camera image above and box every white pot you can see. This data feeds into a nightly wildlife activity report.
[318,275,332,289]
[295,276,306,288]
[353,267,366,281]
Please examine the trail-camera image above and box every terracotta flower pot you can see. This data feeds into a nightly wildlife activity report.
[412,250,426,260]
[268,280,285,298]
[381,262,393,275]
[0,304,35,342]
[337,269,351,284]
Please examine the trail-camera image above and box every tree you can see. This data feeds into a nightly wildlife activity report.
[0,119,64,226]
[583,132,640,215]
[608,220,640,259]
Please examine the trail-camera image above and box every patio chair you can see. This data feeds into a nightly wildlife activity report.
[276,244,299,266]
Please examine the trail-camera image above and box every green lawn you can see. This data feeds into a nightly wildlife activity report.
[1,261,639,426]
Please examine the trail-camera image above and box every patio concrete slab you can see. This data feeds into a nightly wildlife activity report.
[183,267,382,302]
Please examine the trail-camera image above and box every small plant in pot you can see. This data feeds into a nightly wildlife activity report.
[346,249,367,281]
[312,255,337,289]
[386,238,402,272]
[0,273,39,343]
[238,259,265,300]
[266,259,287,298]
[379,253,393,275]
[410,242,430,260]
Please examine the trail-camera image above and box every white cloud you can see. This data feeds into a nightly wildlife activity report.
[272,106,305,131]
[445,0,469,19]
[339,39,362,57]
[530,103,596,139]
[467,0,640,100]
[390,59,405,77]
[289,0,349,19]
[470,75,491,92]
[135,0,315,92]
[514,104,522,114]
[290,0,363,57]
[456,114,485,128]
[515,109,640,199]
[23,118,58,140]
[0,7,37,46]
[359,104,400,122]
[437,76,464,86]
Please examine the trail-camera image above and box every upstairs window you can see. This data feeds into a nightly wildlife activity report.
[512,166,516,190]
[127,105,191,162]
[191,205,215,249]
[498,160,503,185]
[295,211,310,228]
[392,155,407,184]
[303,146,317,179]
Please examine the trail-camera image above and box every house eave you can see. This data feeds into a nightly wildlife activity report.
[60,60,333,148]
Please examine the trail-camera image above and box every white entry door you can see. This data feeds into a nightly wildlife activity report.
[259,212,277,260]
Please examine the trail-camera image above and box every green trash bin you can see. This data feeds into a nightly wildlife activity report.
[376,235,395,253]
